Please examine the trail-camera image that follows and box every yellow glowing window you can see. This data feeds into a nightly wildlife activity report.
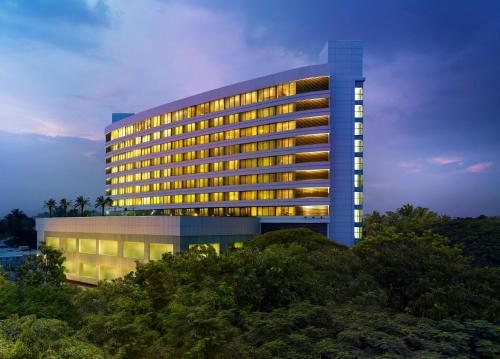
[355,105,364,118]
[99,240,118,256]
[355,87,363,101]
[150,243,174,261]
[100,265,119,281]
[46,237,60,249]
[354,227,363,239]
[355,140,363,153]
[80,263,97,278]
[79,239,97,254]
[354,209,363,223]
[354,191,363,205]
[189,243,220,255]
[354,157,363,170]
[232,242,243,249]
[64,260,77,274]
[355,122,363,135]
[63,238,77,252]
[123,241,144,259]
[354,174,363,188]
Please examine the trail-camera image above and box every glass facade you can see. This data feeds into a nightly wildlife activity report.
[105,77,331,217]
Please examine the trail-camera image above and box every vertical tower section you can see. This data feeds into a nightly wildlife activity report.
[328,40,364,246]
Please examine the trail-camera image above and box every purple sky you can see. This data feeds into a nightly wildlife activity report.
[0,0,499,217]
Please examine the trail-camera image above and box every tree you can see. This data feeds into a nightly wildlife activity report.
[434,216,500,267]
[59,198,71,217]
[0,315,106,358]
[248,227,346,251]
[74,196,90,217]
[0,208,499,358]
[0,209,36,248]
[94,196,112,216]
[43,199,56,217]
[353,229,500,321]
[16,242,66,287]
[364,204,448,237]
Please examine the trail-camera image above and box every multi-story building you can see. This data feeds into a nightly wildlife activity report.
[36,40,364,285]
[105,40,364,245]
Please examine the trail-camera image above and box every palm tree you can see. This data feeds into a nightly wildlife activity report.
[43,199,56,217]
[74,196,90,217]
[59,198,71,217]
[95,196,112,216]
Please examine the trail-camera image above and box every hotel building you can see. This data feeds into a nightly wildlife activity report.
[36,40,364,284]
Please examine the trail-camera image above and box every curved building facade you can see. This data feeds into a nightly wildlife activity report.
[104,40,364,246]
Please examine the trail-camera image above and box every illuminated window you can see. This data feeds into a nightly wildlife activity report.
[299,205,329,216]
[355,87,363,101]
[354,174,363,188]
[354,157,363,170]
[79,239,97,254]
[123,241,144,259]
[355,105,364,118]
[354,191,363,205]
[64,260,77,274]
[150,243,174,260]
[46,237,60,249]
[99,240,118,256]
[355,140,363,153]
[354,227,363,239]
[63,238,77,252]
[80,263,97,279]
[354,209,363,223]
[355,122,363,135]
[232,242,244,249]
[100,265,118,281]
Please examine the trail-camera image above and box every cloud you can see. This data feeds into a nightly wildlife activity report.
[0,0,311,141]
[466,162,493,173]
[430,156,463,165]
[0,0,108,25]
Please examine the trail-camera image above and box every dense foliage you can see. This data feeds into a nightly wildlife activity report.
[0,209,36,248]
[365,204,500,267]
[0,205,499,358]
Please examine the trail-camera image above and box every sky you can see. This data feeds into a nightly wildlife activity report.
[0,0,499,217]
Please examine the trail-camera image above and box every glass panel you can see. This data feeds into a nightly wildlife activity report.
[46,237,60,249]
[99,240,118,256]
[63,238,77,252]
[80,263,97,278]
[100,265,119,281]
[355,105,363,118]
[355,87,363,101]
[64,260,77,274]
[123,241,144,259]
[79,239,97,254]
[150,243,173,261]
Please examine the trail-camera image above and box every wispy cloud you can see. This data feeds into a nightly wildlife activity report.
[466,162,493,173]
[0,0,310,140]
[430,155,463,165]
